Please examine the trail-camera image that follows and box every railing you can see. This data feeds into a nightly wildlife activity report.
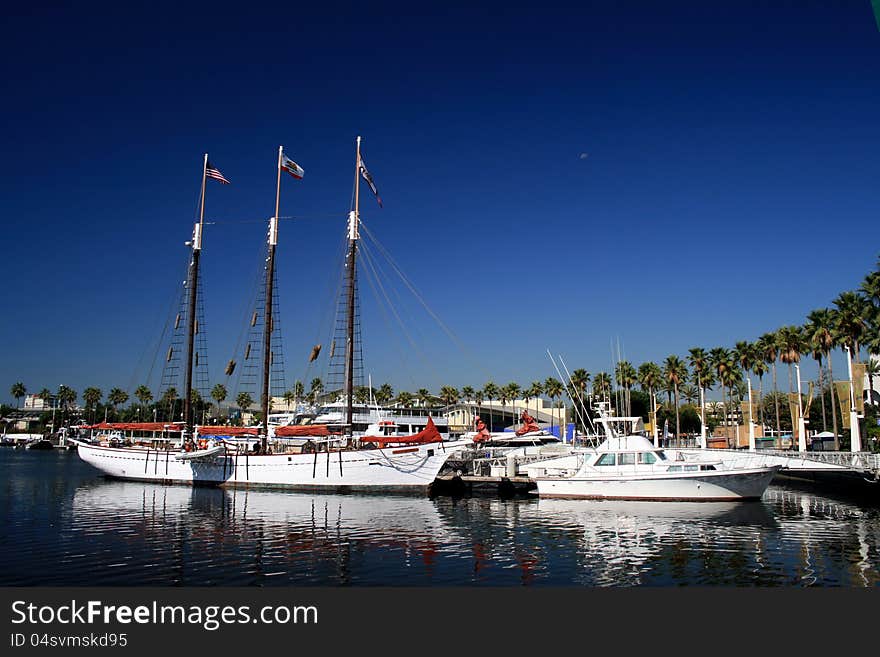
[677,447,880,474]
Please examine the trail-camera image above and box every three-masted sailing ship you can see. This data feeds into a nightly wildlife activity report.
[74,141,471,491]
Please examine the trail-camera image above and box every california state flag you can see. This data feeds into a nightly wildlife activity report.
[281,153,304,179]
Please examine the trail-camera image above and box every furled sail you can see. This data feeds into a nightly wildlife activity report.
[361,416,442,448]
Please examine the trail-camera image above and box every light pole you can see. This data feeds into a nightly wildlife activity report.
[747,377,756,452]
[796,364,806,453]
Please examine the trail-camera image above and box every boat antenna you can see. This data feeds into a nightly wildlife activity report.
[182,154,208,445]
[556,353,598,438]
[261,146,283,453]
[343,136,362,439]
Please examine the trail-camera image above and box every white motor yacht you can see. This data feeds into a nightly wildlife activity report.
[531,402,779,501]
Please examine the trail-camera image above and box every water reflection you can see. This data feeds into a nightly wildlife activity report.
[66,481,460,586]
[1,449,879,586]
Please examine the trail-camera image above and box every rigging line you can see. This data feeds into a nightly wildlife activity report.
[358,241,439,386]
[557,353,598,436]
[144,248,193,394]
[205,214,346,225]
[361,238,443,391]
[307,228,349,388]
[225,240,267,393]
[358,221,484,374]
[359,233,429,354]
[358,240,430,388]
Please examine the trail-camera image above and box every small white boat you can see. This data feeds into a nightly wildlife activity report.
[532,402,779,501]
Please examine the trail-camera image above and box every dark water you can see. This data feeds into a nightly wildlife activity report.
[2,448,879,586]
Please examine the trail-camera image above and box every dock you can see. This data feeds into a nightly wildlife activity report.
[435,444,880,499]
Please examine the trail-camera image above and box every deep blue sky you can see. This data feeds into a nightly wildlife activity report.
[3,1,880,403]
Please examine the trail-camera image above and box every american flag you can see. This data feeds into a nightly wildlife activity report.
[205,160,230,185]
[359,156,382,208]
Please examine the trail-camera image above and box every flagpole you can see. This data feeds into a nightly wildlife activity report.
[344,137,362,437]
[183,154,208,444]
[261,146,283,452]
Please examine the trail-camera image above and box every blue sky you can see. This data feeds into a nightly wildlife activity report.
[2,1,880,403]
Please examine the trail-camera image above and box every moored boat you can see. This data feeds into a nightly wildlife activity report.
[532,402,779,501]
[74,142,471,492]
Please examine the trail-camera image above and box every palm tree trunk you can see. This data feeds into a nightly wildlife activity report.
[828,349,840,451]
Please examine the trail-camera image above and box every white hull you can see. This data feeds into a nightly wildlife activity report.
[535,467,778,501]
[73,439,471,492]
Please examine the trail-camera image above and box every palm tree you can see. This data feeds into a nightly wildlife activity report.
[592,372,612,400]
[211,384,227,420]
[524,381,543,418]
[482,382,500,431]
[614,361,637,417]
[570,369,590,411]
[834,291,867,362]
[161,387,179,421]
[750,357,768,431]
[293,380,305,405]
[734,341,758,433]
[637,361,663,441]
[375,383,393,405]
[395,391,415,408]
[710,348,734,440]
[688,347,714,443]
[354,386,371,404]
[283,388,297,409]
[82,387,103,423]
[416,388,432,408]
[308,377,323,405]
[135,384,152,408]
[719,362,743,443]
[499,385,510,428]
[439,385,459,410]
[777,326,805,433]
[544,377,564,436]
[108,387,129,419]
[680,384,699,405]
[757,332,782,440]
[236,392,254,414]
[663,355,688,444]
[473,388,484,427]
[57,385,76,425]
[10,382,26,408]
[804,311,832,432]
[460,385,475,404]
[504,382,521,423]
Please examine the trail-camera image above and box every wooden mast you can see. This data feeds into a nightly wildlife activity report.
[183,153,207,443]
[344,136,361,437]
[261,146,283,452]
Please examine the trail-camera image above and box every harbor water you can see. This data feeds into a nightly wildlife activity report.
[2,448,879,586]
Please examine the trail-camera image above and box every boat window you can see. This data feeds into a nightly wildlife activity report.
[638,452,657,464]
[595,453,616,466]
[655,450,667,460]
[667,465,682,472]
[684,465,699,471]
[618,453,635,465]
[701,464,717,471]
